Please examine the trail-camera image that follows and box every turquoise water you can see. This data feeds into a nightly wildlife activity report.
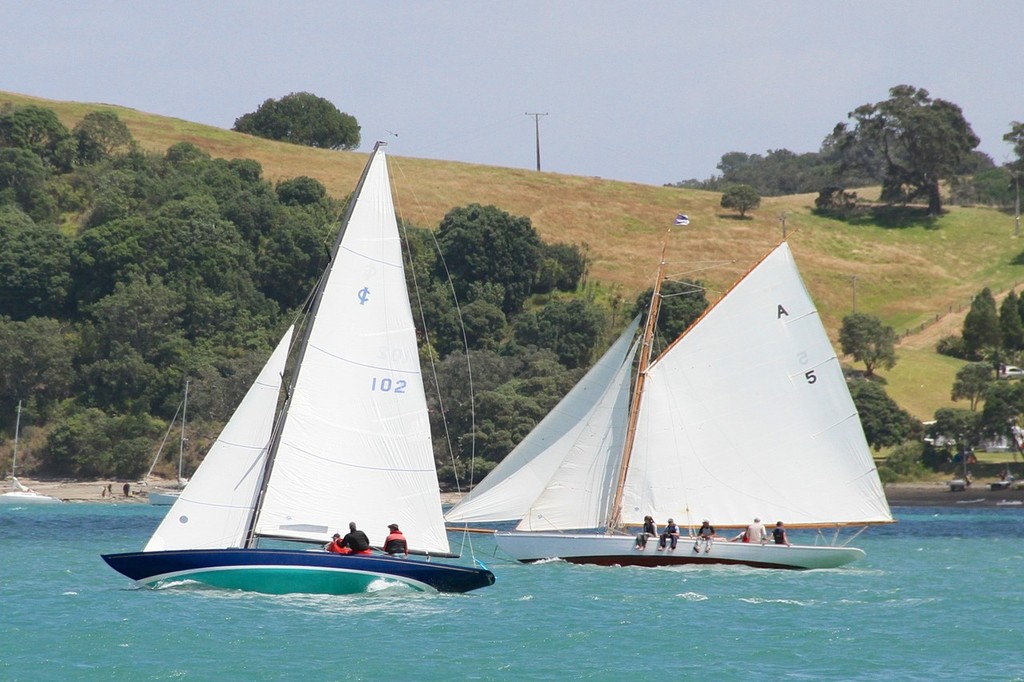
[1,503,1022,681]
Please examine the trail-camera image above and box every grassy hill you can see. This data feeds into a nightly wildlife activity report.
[5,90,1023,422]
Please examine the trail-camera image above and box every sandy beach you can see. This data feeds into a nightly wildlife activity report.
[9,478,1023,509]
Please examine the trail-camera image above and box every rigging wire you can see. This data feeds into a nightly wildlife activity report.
[390,155,480,563]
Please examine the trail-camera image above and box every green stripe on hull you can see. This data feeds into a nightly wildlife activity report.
[150,566,431,595]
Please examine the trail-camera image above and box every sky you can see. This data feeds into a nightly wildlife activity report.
[2,2,1022,186]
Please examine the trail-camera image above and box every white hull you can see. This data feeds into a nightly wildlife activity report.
[0,491,61,505]
[147,490,181,506]
[495,532,864,570]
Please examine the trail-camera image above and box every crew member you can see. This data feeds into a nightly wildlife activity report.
[383,523,408,557]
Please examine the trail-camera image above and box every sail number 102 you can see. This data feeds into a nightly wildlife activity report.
[371,377,407,393]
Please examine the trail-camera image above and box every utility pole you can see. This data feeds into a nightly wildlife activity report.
[779,213,787,238]
[1015,170,1021,238]
[525,112,548,171]
[851,275,858,313]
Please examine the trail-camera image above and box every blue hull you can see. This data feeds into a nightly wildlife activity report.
[102,549,495,595]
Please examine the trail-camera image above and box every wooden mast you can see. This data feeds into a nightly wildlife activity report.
[605,242,668,531]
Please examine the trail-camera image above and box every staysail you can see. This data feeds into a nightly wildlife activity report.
[445,316,641,529]
[253,145,450,555]
[145,327,293,552]
[620,242,891,528]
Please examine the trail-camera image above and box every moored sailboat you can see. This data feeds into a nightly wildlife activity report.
[446,240,892,569]
[145,380,189,506]
[1,401,61,505]
[103,143,494,594]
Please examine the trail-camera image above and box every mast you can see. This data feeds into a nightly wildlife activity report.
[11,400,21,477]
[242,141,388,548]
[605,244,667,531]
[178,380,188,485]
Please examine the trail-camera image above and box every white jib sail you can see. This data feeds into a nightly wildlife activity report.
[144,327,294,552]
[254,146,451,554]
[445,316,640,530]
[621,242,892,529]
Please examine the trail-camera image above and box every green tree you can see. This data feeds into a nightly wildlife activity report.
[513,298,604,369]
[927,407,981,458]
[979,380,1024,442]
[848,379,918,450]
[73,110,134,164]
[961,288,1000,358]
[1004,121,1024,170]
[0,104,71,168]
[1000,290,1024,351]
[950,361,994,411]
[719,184,761,217]
[831,85,979,216]
[839,313,897,377]
[0,207,72,319]
[0,147,55,220]
[0,316,75,416]
[233,92,360,150]
[435,204,542,315]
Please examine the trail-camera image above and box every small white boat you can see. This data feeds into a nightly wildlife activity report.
[1,402,61,505]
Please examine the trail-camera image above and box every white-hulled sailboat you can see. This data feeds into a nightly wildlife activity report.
[1,401,61,505]
[103,143,494,594]
[446,240,892,569]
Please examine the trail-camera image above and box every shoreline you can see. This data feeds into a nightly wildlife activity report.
[6,478,471,506]
[7,478,1024,509]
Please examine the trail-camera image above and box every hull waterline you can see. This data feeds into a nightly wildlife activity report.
[495,532,864,570]
[102,549,495,595]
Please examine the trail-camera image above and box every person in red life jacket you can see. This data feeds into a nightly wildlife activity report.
[339,521,372,555]
[383,523,408,557]
[325,533,348,554]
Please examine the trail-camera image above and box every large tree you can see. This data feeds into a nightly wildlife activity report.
[961,288,1000,358]
[233,92,360,150]
[831,85,979,216]
[839,313,897,377]
[951,361,994,411]
[720,184,761,217]
[434,203,542,315]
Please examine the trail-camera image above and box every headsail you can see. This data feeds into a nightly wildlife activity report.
[145,327,293,552]
[445,316,641,529]
[253,145,450,555]
[621,242,892,528]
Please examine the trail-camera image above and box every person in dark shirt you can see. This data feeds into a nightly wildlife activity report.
[340,521,372,555]
[693,519,715,553]
[383,523,408,557]
[635,515,657,550]
[658,518,680,550]
[772,521,791,546]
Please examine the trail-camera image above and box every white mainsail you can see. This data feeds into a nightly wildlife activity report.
[445,316,641,529]
[253,146,450,555]
[145,327,293,552]
[621,242,891,528]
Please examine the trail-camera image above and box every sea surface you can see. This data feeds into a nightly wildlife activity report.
[1,502,1022,681]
